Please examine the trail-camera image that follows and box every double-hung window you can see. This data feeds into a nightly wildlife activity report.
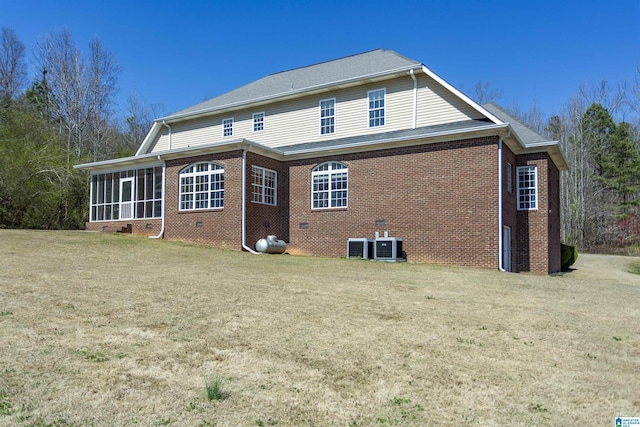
[251,166,277,205]
[179,162,224,211]
[312,162,348,209]
[253,112,264,132]
[517,165,537,210]
[223,118,233,137]
[320,98,335,135]
[368,88,385,127]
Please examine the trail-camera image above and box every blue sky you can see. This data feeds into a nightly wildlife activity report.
[4,0,640,120]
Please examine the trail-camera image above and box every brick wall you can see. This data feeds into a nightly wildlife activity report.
[502,146,517,271]
[287,136,500,268]
[85,219,162,235]
[84,137,561,274]
[515,153,561,274]
[163,151,244,248]
[244,152,289,249]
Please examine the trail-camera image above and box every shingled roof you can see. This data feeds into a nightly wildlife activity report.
[161,49,422,121]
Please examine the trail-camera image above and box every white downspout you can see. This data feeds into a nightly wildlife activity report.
[410,69,417,129]
[150,155,166,239]
[162,120,172,150]
[498,137,504,271]
[241,148,261,254]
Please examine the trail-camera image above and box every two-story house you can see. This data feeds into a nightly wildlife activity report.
[76,49,567,274]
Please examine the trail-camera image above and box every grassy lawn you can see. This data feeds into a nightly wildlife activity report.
[0,230,639,426]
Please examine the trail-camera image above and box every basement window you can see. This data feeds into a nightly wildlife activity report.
[517,165,537,210]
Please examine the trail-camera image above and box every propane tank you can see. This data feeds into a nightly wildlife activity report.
[255,235,287,254]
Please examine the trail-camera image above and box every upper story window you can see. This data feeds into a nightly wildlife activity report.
[222,118,233,137]
[312,162,348,209]
[506,162,513,193]
[179,162,224,211]
[320,98,335,135]
[517,165,537,210]
[253,112,265,132]
[368,88,385,127]
[251,166,277,206]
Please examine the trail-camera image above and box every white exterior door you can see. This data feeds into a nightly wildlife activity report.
[119,177,134,220]
[502,226,512,272]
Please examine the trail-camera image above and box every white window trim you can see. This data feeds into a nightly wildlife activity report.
[251,166,277,206]
[222,118,233,137]
[368,88,386,128]
[179,162,224,211]
[252,112,265,132]
[516,165,538,211]
[89,168,162,222]
[311,162,348,210]
[319,98,336,135]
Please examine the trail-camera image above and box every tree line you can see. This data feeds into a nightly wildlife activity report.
[0,27,159,229]
[2,27,639,253]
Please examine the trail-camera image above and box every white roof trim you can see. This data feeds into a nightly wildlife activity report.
[420,65,503,125]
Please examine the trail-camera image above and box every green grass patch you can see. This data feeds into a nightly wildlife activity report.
[628,261,640,275]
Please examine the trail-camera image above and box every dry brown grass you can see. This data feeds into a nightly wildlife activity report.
[0,230,639,426]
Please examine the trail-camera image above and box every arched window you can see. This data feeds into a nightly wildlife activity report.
[311,162,348,209]
[179,162,224,211]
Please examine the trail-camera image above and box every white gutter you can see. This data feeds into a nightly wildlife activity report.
[410,69,417,129]
[241,148,261,254]
[149,155,166,239]
[162,120,172,151]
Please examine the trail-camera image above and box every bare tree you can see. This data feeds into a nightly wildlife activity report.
[474,80,504,104]
[33,28,120,161]
[0,28,27,105]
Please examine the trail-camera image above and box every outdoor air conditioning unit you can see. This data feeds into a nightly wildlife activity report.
[374,237,403,261]
[347,238,374,259]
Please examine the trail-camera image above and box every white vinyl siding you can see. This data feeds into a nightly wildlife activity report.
[148,74,484,154]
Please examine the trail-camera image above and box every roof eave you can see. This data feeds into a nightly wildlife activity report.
[280,123,509,160]
[157,64,423,124]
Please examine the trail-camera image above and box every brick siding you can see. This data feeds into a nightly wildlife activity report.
[84,136,561,273]
[287,136,500,268]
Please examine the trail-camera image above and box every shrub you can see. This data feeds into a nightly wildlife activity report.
[561,244,578,271]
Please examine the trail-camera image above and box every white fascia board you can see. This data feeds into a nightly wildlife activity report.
[75,139,284,172]
[420,65,504,125]
[135,122,163,156]
[281,123,508,159]
[157,65,423,123]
